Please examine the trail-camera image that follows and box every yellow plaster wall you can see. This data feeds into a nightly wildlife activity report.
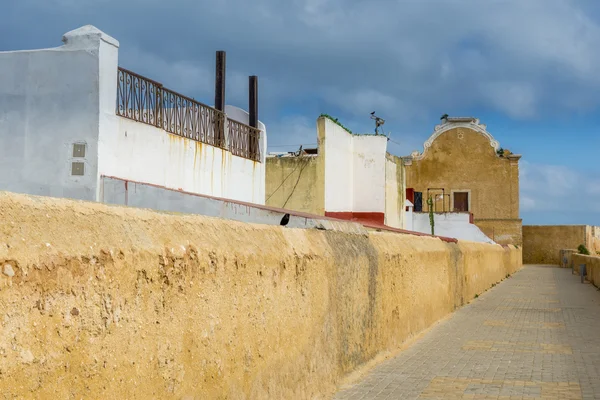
[523,225,588,264]
[474,219,523,246]
[265,155,323,214]
[405,127,521,245]
[0,191,521,399]
[384,154,406,229]
[572,254,600,288]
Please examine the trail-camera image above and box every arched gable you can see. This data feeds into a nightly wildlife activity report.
[409,117,500,161]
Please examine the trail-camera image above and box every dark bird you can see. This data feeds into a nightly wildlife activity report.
[280,213,290,226]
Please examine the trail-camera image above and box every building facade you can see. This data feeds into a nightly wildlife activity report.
[266,115,406,229]
[403,117,522,245]
[0,25,266,206]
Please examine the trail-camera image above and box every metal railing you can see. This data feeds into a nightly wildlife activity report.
[228,118,261,162]
[116,67,260,161]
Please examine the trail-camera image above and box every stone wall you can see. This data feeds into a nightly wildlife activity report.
[0,191,521,399]
[523,225,589,264]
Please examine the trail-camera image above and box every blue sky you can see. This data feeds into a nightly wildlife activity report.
[1,0,599,225]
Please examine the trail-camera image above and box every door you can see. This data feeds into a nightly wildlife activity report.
[453,192,469,212]
[414,192,423,212]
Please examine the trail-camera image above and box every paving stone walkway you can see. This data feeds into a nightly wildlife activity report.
[334,265,600,399]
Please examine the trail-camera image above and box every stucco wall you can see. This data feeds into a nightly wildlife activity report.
[523,225,588,264]
[404,124,521,245]
[572,254,600,288]
[0,191,521,399]
[265,155,322,213]
[101,175,360,233]
[0,26,117,201]
[475,219,523,246]
[318,118,389,221]
[384,154,406,229]
[99,116,265,205]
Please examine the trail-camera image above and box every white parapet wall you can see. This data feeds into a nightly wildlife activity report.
[0,25,266,206]
[0,25,117,201]
[413,212,496,244]
[318,117,394,225]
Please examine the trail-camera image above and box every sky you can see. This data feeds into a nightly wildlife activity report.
[1,0,599,226]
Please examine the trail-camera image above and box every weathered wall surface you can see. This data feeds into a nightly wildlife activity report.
[475,219,523,246]
[265,155,322,213]
[404,122,522,245]
[99,114,265,205]
[101,176,363,233]
[523,225,588,264]
[384,154,406,229]
[0,191,521,399]
[572,254,600,287]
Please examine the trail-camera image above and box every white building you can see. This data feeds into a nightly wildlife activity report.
[0,25,266,205]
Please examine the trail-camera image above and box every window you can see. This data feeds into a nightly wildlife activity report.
[453,192,469,212]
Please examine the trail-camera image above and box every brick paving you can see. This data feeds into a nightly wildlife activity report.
[334,266,600,399]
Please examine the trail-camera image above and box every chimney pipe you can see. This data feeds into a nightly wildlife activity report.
[249,75,258,128]
[214,51,226,112]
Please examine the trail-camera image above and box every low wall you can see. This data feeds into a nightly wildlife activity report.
[0,191,521,399]
[100,176,365,234]
[523,225,588,264]
[413,213,495,244]
[572,254,600,287]
[559,249,578,269]
[474,218,522,246]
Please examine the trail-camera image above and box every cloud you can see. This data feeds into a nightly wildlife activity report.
[520,161,599,215]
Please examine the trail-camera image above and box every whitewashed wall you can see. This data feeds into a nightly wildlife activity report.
[352,135,387,213]
[0,25,266,206]
[413,213,495,243]
[321,119,354,212]
[0,25,118,201]
[99,116,265,204]
[320,118,388,215]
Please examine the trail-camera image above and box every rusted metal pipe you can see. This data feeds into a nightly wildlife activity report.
[215,51,226,112]
[249,75,258,128]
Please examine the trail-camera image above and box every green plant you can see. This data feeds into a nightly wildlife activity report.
[427,196,435,235]
[319,114,352,134]
[474,294,479,298]
[578,244,590,255]
[496,148,505,157]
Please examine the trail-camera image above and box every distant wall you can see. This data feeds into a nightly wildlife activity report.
[0,191,521,399]
[523,225,589,264]
[265,155,322,213]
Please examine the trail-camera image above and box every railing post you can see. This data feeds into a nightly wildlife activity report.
[155,84,163,129]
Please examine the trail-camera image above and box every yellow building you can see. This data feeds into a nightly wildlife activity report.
[403,116,522,245]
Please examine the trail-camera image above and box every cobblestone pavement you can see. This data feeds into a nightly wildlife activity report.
[334,266,600,400]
